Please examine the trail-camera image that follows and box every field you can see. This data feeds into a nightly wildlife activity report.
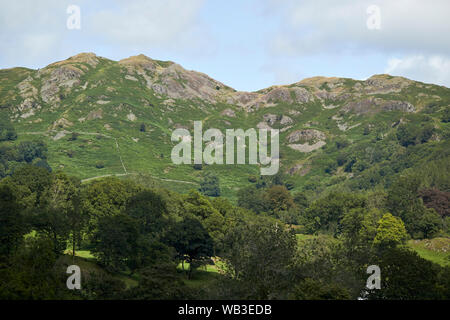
[407,238,450,267]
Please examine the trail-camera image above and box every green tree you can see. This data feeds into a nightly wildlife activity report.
[82,177,142,231]
[221,221,297,299]
[237,185,266,213]
[387,175,442,238]
[0,118,17,142]
[263,185,295,216]
[0,185,25,257]
[199,174,221,197]
[184,190,219,220]
[366,247,442,300]
[126,262,188,299]
[125,190,167,235]
[91,213,139,272]
[33,172,81,255]
[304,192,366,234]
[289,278,351,300]
[373,213,408,248]
[166,217,214,279]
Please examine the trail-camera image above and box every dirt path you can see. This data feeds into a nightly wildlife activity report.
[81,172,197,185]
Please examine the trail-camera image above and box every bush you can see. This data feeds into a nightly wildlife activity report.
[68,132,79,141]
[0,118,17,142]
[95,161,105,169]
[199,174,220,197]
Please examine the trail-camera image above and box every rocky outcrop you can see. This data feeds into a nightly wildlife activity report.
[362,74,413,94]
[263,114,278,126]
[286,129,326,143]
[343,98,415,115]
[381,100,415,112]
[221,108,236,117]
[87,109,103,120]
[119,54,232,103]
[40,65,83,103]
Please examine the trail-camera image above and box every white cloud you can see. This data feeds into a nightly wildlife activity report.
[385,55,450,87]
[0,0,67,66]
[267,0,450,56]
[0,0,209,68]
[89,0,208,52]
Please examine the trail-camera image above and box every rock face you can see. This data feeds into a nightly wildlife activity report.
[280,115,293,125]
[362,74,413,94]
[381,100,415,112]
[286,129,327,152]
[227,85,312,111]
[286,129,326,143]
[40,66,83,103]
[343,98,415,115]
[87,109,103,120]
[221,108,236,117]
[119,54,232,103]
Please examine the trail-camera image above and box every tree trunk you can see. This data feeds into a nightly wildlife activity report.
[72,232,76,264]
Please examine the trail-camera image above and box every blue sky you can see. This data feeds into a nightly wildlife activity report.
[1,0,449,91]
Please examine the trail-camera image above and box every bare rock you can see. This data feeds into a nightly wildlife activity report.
[280,115,293,125]
[87,109,103,120]
[286,129,326,143]
[221,108,236,117]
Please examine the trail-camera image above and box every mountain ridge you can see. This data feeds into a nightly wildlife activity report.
[1,52,449,199]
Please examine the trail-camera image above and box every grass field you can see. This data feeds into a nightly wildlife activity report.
[407,237,450,267]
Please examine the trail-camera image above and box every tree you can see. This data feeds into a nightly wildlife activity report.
[0,237,72,299]
[0,118,17,142]
[184,190,219,220]
[263,185,295,216]
[199,174,221,197]
[415,208,442,239]
[304,192,366,234]
[33,172,81,255]
[366,247,442,300]
[166,217,214,279]
[293,192,309,210]
[386,175,425,237]
[91,214,139,272]
[82,177,142,230]
[126,262,187,299]
[221,221,297,299]
[7,164,53,209]
[419,188,450,217]
[18,140,47,163]
[203,210,226,255]
[0,185,25,257]
[289,278,351,300]
[237,186,266,214]
[80,271,126,300]
[125,190,167,235]
[373,213,408,248]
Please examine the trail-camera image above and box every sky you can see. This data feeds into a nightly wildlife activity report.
[0,0,449,91]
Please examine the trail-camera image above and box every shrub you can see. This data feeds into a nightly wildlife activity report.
[95,161,105,169]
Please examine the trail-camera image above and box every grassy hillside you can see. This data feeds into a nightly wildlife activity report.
[1,53,449,201]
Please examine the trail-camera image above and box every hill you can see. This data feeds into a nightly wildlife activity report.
[1,52,449,199]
